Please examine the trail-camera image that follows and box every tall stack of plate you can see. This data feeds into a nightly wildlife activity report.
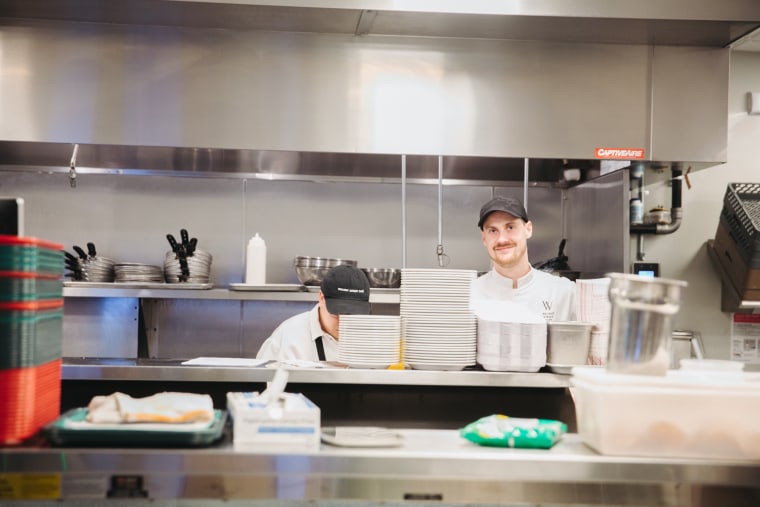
[400,268,477,371]
[337,315,401,369]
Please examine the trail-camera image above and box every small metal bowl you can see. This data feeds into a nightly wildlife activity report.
[361,268,401,288]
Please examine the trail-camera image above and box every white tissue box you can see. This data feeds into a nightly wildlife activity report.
[226,392,320,450]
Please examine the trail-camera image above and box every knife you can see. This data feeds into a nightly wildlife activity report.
[167,234,180,255]
[180,229,190,250]
[73,245,88,261]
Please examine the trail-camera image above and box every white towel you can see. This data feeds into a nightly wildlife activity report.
[86,392,214,424]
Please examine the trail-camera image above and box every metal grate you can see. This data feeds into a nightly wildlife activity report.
[721,183,760,266]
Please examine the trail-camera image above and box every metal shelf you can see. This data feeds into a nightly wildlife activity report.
[62,286,401,304]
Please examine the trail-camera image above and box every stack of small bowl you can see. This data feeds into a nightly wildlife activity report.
[164,249,212,284]
[294,256,357,286]
[79,256,117,282]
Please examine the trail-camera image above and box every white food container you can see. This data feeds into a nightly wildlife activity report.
[546,321,594,365]
[473,300,547,372]
[227,391,320,450]
[570,366,760,460]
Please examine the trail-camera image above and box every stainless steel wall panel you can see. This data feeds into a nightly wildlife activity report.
[650,47,729,164]
[143,299,243,358]
[62,298,138,357]
[0,170,243,285]
[565,170,628,276]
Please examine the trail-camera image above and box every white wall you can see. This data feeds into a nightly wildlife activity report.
[640,51,760,360]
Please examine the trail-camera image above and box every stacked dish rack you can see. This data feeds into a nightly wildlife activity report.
[0,235,64,444]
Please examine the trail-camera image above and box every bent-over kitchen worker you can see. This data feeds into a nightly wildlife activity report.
[256,264,371,362]
[471,196,576,322]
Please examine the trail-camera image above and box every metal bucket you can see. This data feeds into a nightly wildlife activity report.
[606,273,687,376]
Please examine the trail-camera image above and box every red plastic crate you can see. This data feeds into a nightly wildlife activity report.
[0,359,61,445]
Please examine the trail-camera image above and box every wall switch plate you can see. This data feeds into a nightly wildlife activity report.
[748,92,760,115]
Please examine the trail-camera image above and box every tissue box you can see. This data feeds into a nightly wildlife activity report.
[226,392,320,450]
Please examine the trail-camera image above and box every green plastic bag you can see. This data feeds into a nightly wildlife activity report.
[460,414,567,449]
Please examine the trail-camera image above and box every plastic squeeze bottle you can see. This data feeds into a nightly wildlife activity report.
[245,233,266,285]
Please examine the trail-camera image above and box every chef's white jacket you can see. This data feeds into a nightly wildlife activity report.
[255,304,339,361]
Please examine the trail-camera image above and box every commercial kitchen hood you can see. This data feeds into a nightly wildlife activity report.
[2,0,759,46]
[1,0,758,182]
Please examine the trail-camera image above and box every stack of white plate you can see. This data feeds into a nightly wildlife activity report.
[338,315,401,369]
[400,268,477,371]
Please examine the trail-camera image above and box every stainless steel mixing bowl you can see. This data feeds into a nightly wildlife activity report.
[293,257,358,285]
[361,268,401,288]
[294,265,331,286]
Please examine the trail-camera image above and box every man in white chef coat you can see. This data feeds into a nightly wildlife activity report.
[256,265,371,362]
[472,196,576,322]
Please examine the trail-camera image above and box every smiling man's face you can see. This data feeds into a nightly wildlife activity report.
[481,211,532,272]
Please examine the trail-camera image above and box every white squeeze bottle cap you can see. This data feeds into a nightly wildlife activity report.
[245,233,267,285]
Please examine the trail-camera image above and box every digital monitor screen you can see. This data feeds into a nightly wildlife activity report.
[633,262,659,278]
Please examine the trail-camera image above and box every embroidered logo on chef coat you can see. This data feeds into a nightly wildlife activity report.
[541,300,555,322]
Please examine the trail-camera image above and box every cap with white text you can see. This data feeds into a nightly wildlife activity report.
[321,265,371,315]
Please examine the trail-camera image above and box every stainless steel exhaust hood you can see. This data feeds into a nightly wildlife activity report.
[2,0,759,46]
[0,0,757,181]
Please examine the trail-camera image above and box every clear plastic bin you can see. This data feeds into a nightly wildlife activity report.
[570,366,760,460]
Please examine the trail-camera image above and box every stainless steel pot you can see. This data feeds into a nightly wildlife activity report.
[606,273,688,376]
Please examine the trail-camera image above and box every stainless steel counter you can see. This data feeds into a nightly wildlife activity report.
[3,431,759,505]
[61,358,570,387]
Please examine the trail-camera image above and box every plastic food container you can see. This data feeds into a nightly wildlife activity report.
[546,321,594,366]
[570,366,760,460]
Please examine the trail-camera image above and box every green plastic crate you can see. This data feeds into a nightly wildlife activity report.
[0,274,63,301]
[0,236,64,276]
[0,301,63,369]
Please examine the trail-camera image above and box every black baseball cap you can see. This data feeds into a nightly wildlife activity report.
[478,196,529,229]
[321,265,371,315]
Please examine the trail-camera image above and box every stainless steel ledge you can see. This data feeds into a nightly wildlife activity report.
[62,286,401,303]
[61,358,571,387]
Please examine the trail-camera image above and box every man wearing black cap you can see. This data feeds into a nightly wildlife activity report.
[472,196,576,322]
[256,265,372,362]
